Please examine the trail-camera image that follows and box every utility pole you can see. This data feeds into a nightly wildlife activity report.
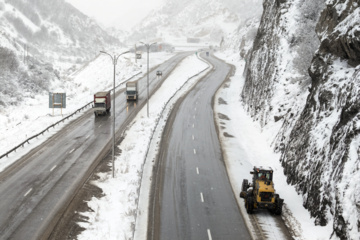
[140,41,157,118]
[100,50,130,178]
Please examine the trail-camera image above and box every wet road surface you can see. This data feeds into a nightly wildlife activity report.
[0,52,190,240]
[151,53,251,240]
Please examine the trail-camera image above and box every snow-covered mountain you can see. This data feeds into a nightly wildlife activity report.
[0,0,119,108]
[242,0,360,239]
[127,0,262,46]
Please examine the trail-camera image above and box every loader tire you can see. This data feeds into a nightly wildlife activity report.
[246,196,254,214]
[242,179,249,192]
[274,195,283,215]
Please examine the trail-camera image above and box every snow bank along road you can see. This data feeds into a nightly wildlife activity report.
[0,52,190,240]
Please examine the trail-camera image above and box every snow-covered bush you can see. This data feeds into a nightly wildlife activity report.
[0,47,19,72]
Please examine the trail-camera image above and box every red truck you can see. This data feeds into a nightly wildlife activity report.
[93,91,111,116]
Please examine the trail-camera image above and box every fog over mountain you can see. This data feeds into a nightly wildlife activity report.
[127,0,262,45]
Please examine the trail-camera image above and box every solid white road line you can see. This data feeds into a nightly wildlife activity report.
[69,148,75,154]
[200,192,204,203]
[207,229,212,240]
[50,165,57,172]
[196,167,199,175]
[24,188,32,197]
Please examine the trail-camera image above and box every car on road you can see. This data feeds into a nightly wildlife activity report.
[156,70,162,76]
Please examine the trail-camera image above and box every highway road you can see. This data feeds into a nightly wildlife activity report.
[150,53,252,240]
[0,52,190,240]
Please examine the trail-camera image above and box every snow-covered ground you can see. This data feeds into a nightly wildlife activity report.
[0,49,335,239]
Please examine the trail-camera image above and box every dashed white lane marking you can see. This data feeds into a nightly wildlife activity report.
[192,135,194,140]
[50,165,57,172]
[200,192,204,203]
[24,188,32,197]
[194,149,196,155]
[193,115,196,119]
[192,124,195,128]
[98,124,102,128]
[196,167,199,175]
[86,135,90,139]
[207,229,212,240]
[195,107,197,111]
[69,148,75,154]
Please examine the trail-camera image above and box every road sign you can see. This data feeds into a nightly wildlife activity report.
[49,92,66,108]
[49,92,66,116]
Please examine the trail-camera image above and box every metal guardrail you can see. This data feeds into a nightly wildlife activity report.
[0,72,143,160]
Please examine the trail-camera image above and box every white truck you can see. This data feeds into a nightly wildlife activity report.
[126,81,138,101]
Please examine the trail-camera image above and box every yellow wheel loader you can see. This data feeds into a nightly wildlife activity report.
[240,166,283,215]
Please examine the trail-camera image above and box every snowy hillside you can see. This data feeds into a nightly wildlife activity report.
[0,0,119,109]
[242,0,360,239]
[127,0,262,46]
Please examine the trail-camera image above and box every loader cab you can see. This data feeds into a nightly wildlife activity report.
[251,167,273,183]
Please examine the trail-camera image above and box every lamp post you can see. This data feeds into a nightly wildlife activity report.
[140,42,157,118]
[100,50,129,178]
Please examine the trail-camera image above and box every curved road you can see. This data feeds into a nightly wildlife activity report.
[0,52,190,240]
[150,54,251,240]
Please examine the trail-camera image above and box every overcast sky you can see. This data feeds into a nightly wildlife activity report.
[65,0,165,30]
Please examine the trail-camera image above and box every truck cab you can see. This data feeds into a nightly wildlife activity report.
[93,91,111,116]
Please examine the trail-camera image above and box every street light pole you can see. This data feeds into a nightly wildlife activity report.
[100,50,129,178]
[140,42,157,118]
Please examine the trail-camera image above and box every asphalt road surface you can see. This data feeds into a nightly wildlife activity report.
[150,53,252,240]
[0,52,190,240]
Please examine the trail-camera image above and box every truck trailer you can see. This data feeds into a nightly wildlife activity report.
[93,91,111,116]
[126,81,138,101]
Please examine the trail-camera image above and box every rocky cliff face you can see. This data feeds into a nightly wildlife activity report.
[242,0,359,239]
[242,0,323,148]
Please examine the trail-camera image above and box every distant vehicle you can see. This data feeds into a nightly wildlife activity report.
[240,166,283,215]
[136,51,142,59]
[126,81,138,101]
[156,70,162,76]
[93,91,111,116]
